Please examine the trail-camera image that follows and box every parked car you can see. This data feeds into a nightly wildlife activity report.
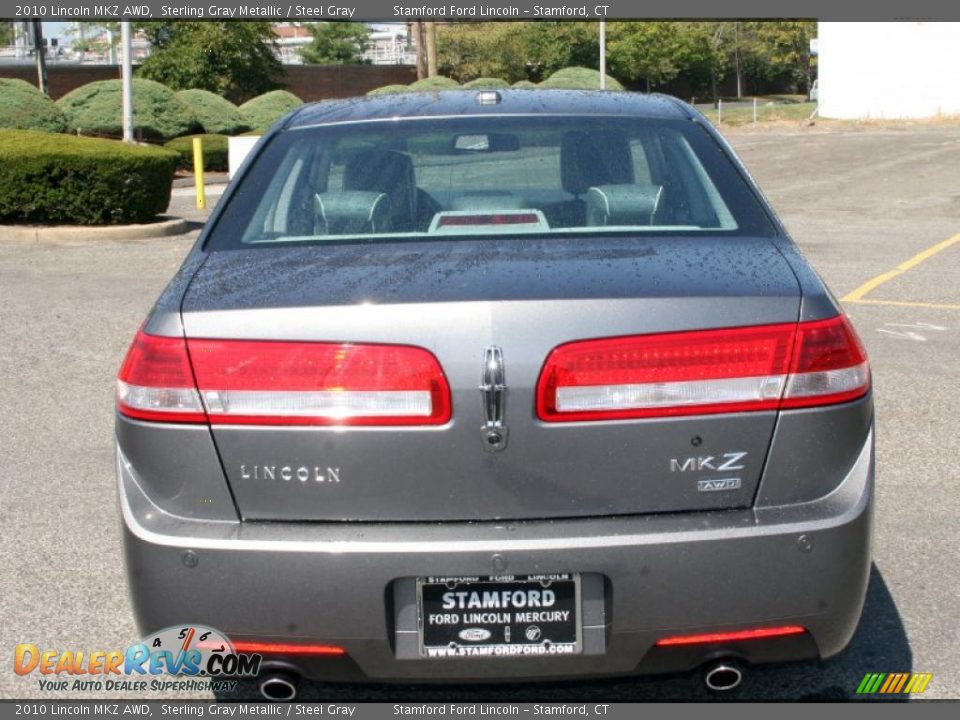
[117,90,873,698]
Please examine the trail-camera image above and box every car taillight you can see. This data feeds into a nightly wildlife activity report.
[655,625,807,647]
[117,329,451,426]
[536,315,869,422]
[117,330,206,423]
[781,316,871,408]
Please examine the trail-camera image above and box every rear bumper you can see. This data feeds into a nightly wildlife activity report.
[118,429,873,682]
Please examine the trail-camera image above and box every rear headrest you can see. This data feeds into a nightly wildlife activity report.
[585,184,664,227]
[343,149,416,225]
[560,131,634,196]
[314,191,391,235]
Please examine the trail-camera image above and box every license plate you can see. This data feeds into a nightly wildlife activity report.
[417,574,581,658]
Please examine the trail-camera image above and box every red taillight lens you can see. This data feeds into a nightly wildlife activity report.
[117,330,206,423]
[117,329,451,426]
[537,315,869,422]
[227,642,346,656]
[655,625,807,647]
[782,316,870,408]
[187,339,451,426]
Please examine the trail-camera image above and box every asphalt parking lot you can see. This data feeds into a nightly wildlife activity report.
[1,124,958,701]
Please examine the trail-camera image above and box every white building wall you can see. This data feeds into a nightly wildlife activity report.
[819,22,960,119]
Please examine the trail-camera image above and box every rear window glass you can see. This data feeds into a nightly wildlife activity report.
[206,115,773,250]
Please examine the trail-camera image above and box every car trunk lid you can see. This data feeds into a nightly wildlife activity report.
[180,235,800,521]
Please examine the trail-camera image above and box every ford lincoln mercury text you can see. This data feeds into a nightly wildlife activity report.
[116,91,874,698]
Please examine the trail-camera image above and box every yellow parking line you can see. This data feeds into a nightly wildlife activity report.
[842,232,960,302]
[846,298,960,310]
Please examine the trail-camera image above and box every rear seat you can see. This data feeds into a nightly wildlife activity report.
[557,130,635,227]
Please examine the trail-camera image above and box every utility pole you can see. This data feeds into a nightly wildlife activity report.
[121,22,133,143]
[31,20,48,95]
[425,22,437,78]
[599,20,606,89]
[734,22,743,99]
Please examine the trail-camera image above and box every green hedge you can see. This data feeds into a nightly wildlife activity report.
[367,84,411,96]
[164,134,229,172]
[175,89,248,135]
[461,77,510,89]
[57,78,198,141]
[540,67,624,91]
[408,76,460,91]
[0,79,66,133]
[239,90,303,132]
[368,71,620,96]
[0,130,178,225]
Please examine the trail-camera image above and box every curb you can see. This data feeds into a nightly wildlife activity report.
[3,216,189,243]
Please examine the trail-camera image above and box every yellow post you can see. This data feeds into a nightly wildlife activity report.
[192,137,206,210]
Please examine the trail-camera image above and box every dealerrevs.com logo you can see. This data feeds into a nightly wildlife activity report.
[14,625,261,693]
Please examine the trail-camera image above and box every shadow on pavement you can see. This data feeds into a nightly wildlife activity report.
[216,564,908,701]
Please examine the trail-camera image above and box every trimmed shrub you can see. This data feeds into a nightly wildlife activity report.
[0,130,178,225]
[239,90,303,132]
[175,89,248,135]
[408,76,460,91]
[367,77,461,96]
[540,67,624,91]
[511,80,538,89]
[367,84,412,96]
[0,79,66,133]
[57,78,197,140]
[164,134,229,172]
[462,77,510,89]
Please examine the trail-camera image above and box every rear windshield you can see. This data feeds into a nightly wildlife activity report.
[206,115,774,250]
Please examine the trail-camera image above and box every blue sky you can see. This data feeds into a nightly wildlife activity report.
[43,22,70,39]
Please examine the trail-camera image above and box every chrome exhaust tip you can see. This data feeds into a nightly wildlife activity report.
[259,672,299,701]
[704,661,743,692]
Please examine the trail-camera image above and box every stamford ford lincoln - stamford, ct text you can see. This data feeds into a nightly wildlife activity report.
[115,90,874,698]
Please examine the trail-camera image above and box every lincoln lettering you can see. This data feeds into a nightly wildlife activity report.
[442,589,556,610]
[240,465,341,483]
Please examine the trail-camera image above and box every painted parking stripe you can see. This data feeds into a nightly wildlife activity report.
[843,232,960,302]
[848,298,960,310]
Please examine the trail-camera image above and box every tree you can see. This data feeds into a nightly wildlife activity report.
[300,22,370,64]
[137,22,281,102]
[436,22,529,82]
[755,21,817,94]
[518,22,599,80]
[676,22,735,99]
[0,21,14,46]
[607,22,684,90]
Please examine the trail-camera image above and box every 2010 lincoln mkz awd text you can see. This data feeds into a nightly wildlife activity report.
[117,90,873,695]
